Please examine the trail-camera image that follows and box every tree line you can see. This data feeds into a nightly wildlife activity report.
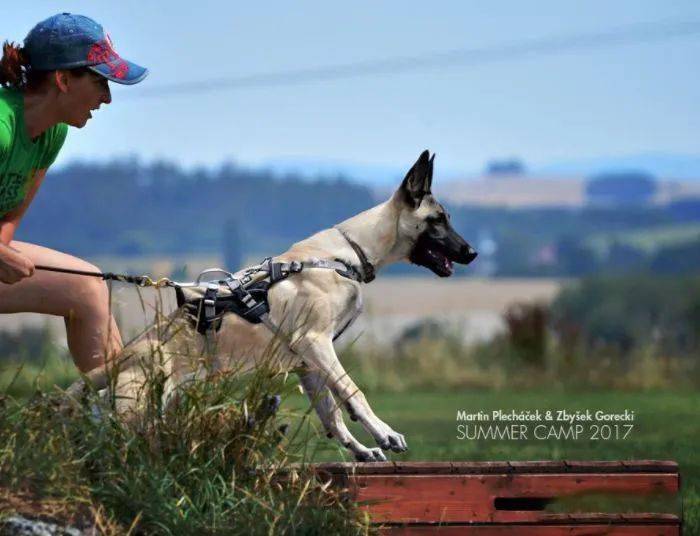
[18,159,700,277]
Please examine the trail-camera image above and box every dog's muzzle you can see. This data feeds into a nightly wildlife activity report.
[409,234,478,277]
[459,244,478,265]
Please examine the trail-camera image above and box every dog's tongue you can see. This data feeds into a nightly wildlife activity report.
[444,257,454,274]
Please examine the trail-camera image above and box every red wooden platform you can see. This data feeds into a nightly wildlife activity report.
[312,461,681,534]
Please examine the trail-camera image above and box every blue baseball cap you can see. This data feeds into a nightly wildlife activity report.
[24,13,148,85]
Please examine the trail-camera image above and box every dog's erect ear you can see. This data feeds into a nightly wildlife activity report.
[427,153,435,192]
[398,150,433,209]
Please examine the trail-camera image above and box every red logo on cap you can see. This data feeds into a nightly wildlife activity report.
[87,35,128,79]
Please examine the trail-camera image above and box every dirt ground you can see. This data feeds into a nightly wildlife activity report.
[346,277,564,346]
[361,277,563,315]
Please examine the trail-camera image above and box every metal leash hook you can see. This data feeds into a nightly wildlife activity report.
[32,264,181,289]
[136,275,174,288]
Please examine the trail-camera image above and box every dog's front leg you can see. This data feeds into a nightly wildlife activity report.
[299,369,387,462]
[297,333,407,454]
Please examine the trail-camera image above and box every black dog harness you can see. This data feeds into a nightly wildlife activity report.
[176,244,373,339]
[175,258,354,334]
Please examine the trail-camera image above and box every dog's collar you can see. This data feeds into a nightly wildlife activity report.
[334,227,376,283]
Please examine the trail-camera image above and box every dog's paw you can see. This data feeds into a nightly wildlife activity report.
[354,447,387,462]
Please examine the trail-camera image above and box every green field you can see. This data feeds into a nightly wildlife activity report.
[1,355,698,532]
[587,222,700,255]
[292,389,700,531]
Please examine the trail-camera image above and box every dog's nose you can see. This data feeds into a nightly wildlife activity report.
[462,245,478,264]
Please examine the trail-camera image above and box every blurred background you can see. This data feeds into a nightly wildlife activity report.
[2,3,700,528]
[1,1,699,387]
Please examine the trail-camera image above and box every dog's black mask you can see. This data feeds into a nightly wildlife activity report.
[409,217,477,277]
[400,150,477,277]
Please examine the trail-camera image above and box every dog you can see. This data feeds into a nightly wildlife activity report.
[70,150,477,462]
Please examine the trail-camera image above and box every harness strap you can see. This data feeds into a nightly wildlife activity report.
[263,258,303,284]
[198,283,220,334]
[262,258,363,284]
[334,227,376,283]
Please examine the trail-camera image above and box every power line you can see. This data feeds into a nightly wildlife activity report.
[122,19,700,99]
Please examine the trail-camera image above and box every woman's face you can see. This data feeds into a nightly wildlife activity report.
[58,70,112,128]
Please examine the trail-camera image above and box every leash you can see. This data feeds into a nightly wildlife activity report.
[35,264,175,288]
[33,263,272,290]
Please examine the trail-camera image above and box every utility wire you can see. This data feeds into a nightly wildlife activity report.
[122,19,700,99]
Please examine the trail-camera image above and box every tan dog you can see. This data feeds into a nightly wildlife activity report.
[71,150,477,462]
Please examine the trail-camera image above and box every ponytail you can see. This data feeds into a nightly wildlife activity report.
[0,41,29,89]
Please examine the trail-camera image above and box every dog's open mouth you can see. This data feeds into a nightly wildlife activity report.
[410,245,455,277]
[426,248,454,277]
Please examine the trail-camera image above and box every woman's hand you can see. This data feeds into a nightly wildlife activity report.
[0,242,35,284]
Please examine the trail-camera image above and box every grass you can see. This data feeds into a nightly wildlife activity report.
[0,353,370,534]
[0,355,78,399]
[587,222,700,256]
[340,336,700,392]
[0,338,697,532]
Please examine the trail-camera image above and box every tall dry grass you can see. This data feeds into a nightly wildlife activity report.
[0,306,371,535]
[341,318,700,393]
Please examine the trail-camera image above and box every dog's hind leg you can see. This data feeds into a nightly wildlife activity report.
[299,369,387,462]
[296,333,407,454]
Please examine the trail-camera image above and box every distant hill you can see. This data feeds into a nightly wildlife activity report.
[435,175,700,208]
[536,153,700,181]
[14,159,700,278]
[434,175,585,208]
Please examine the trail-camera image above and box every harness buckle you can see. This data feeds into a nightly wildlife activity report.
[196,283,220,334]
[270,262,284,282]
[225,278,241,292]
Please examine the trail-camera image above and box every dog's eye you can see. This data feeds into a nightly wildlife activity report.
[427,213,448,225]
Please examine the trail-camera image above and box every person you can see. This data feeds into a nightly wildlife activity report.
[0,13,148,372]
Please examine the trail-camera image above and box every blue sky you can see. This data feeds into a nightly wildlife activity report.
[3,1,699,180]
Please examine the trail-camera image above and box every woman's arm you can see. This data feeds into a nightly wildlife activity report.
[0,168,48,245]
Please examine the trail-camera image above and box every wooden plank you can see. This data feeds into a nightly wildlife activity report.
[381,525,680,535]
[382,515,681,534]
[534,513,681,524]
[301,461,681,531]
[311,460,679,475]
[352,473,679,524]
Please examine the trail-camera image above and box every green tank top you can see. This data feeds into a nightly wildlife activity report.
[0,87,68,217]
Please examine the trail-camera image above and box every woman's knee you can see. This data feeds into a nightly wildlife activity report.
[64,266,114,318]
